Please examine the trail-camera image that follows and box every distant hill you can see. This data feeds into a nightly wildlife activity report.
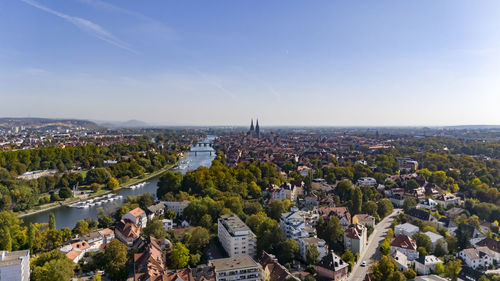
[95,119,151,128]
[0,117,101,130]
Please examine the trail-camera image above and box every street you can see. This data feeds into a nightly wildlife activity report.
[347,209,401,281]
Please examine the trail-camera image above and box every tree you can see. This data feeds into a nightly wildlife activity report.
[170,242,190,269]
[143,218,167,239]
[389,271,406,281]
[90,183,100,192]
[86,168,111,184]
[431,171,447,186]
[412,233,433,254]
[402,198,417,212]
[59,186,73,199]
[31,250,75,281]
[267,199,291,221]
[306,244,320,265]
[46,229,63,249]
[444,260,462,281]
[49,213,56,230]
[434,240,448,257]
[363,201,378,217]
[417,246,428,256]
[371,255,395,281]
[277,238,299,264]
[73,220,90,236]
[317,216,344,253]
[378,199,394,218]
[157,171,183,199]
[403,269,416,280]
[92,274,102,281]
[103,239,128,281]
[189,253,201,267]
[435,262,444,275]
[380,240,391,255]
[351,187,362,215]
[186,227,210,254]
[342,249,355,272]
[107,177,119,190]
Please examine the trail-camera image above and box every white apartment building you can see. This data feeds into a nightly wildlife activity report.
[161,200,190,216]
[298,237,328,262]
[280,209,316,240]
[210,255,263,281]
[395,223,420,237]
[218,214,257,258]
[457,247,496,269]
[0,250,30,281]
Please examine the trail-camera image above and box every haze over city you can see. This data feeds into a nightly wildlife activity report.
[1,0,500,126]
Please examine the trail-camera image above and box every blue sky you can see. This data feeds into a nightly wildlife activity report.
[1,0,499,126]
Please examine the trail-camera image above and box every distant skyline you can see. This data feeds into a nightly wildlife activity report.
[1,0,499,126]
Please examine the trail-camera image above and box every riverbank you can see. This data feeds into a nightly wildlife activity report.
[16,156,184,219]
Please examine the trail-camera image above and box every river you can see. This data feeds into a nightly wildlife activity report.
[22,135,217,229]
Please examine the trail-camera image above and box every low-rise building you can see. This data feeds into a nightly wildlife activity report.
[423,231,447,250]
[298,237,328,262]
[134,237,167,281]
[395,223,419,237]
[435,193,461,208]
[165,266,216,281]
[344,224,367,255]
[218,214,257,258]
[122,207,147,228]
[415,255,441,275]
[115,219,141,247]
[390,235,419,261]
[352,214,375,228]
[357,177,377,187]
[146,202,165,220]
[209,255,263,281]
[316,251,349,281]
[162,218,174,231]
[390,250,408,271]
[162,200,190,216]
[258,251,298,281]
[280,210,315,240]
[457,247,496,269]
[0,250,30,281]
[59,240,90,263]
[317,207,351,229]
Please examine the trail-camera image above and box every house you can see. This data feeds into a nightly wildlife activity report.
[218,214,257,258]
[264,184,287,201]
[457,266,488,281]
[122,207,147,228]
[418,198,437,210]
[394,223,419,237]
[390,235,419,261]
[162,200,190,216]
[423,231,447,250]
[298,166,312,177]
[146,202,165,220]
[453,224,485,245]
[165,265,216,281]
[406,208,438,224]
[115,219,141,247]
[317,207,351,229]
[316,251,349,281]
[405,187,426,200]
[298,237,328,262]
[396,157,418,171]
[280,210,315,240]
[414,275,448,281]
[437,217,457,234]
[134,237,166,281]
[357,177,377,187]
[258,251,298,281]
[344,224,367,255]
[0,250,30,281]
[209,255,263,281]
[445,207,466,218]
[390,250,408,271]
[390,193,405,208]
[457,247,496,269]
[352,214,375,228]
[415,255,441,275]
[435,193,461,208]
[162,219,175,231]
[475,238,500,260]
[59,240,90,263]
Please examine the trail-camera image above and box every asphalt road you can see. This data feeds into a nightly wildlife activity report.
[347,209,401,281]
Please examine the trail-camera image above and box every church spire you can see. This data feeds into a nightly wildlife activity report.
[250,119,254,131]
[255,119,260,138]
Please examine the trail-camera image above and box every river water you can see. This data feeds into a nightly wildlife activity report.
[22,136,217,229]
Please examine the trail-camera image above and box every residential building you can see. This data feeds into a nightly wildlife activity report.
[134,237,167,281]
[396,157,419,171]
[218,214,257,258]
[122,207,147,228]
[457,247,496,269]
[352,214,375,228]
[115,219,141,247]
[414,275,448,281]
[209,255,263,281]
[162,200,190,216]
[280,210,315,240]
[357,177,377,187]
[424,231,447,250]
[415,255,441,275]
[258,251,298,281]
[316,251,349,281]
[317,207,351,229]
[475,238,500,260]
[0,250,30,281]
[162,218,174,231]
[435,193,461,208]
[298,237,328,262]
[390,235,419,261]
[344,224,367,255]
[406,208,438,224]
[79,228,114,252]
[146,202,165,220]
[418,198,437,210]
[390,250,408,271]
[395,223,419,237]
[165,266,216,281]
[265,184,287,201]
[59,240,90,263]
[457,266,488,281]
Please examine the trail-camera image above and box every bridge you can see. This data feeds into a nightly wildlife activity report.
[194,142,214,147]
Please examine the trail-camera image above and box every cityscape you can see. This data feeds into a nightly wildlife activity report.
[1,1,500,281]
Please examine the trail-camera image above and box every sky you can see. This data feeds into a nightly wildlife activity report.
[1,0,499,126]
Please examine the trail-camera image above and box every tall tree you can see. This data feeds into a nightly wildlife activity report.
[444,260,462,281]
[103,239,128,281]
[351,187,362,215]
[49,213,56,230]
[170,242,190,269]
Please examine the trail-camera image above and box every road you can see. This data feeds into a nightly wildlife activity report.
[347,209,401,281]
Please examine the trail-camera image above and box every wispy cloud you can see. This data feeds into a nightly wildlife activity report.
[189,68,238,100]
[20,0,137,53]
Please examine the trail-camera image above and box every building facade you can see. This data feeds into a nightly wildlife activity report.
[0,250,30,281]
[218,214,257,257]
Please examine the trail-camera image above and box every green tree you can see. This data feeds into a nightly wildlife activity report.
[86,168,112,184]
[351,187,362,215]
[92,274,102,281]
[412,232,433,254]
[402,198,417,212]
[431,171,447,186]
[58,186,73,199]
[317,216,344,253]
[45,229,63,249]
[277,238,299,264]
[186,227,210,254]
[377,199,394,218]
[389,271,406,281]
[266,199,291,221]
[103,239,128,281]
[73,219,90,236]
[435,262,444,275]
[90,183,100,192]
[341,249,355,272]
[306,244,320,265]
[380,240,391,255]
[157,171,183,199]
[371,255,395,281]
[31,250,75,281]
[444,260,462,281]
[170,242,190,269]
[363,201,379,217]
[403,269,416,280]
[49,213,56,230]
[143,218,167,239]
[434,240,448,257]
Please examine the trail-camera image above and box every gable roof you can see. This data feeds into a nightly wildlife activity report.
[258,251,297,281]
[345,224,365,240]
[317,251,349,272]
[391,234,417,251]
[475,238,500,253]
[406,208,434,221]
[165,266,216,281]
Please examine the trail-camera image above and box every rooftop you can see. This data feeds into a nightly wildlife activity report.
[209,255,261,271]
[0,250,29,267]
[219,214,253,236]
